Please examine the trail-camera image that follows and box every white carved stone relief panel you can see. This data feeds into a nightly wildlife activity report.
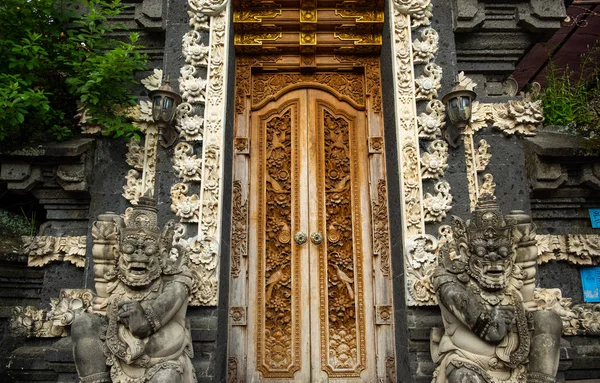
[170,0,230,306]
[392,0,448,306]
[9,289,93,338]
[534,288,600,336]
[122,72,160,205]
[22,236,87,267]
[537,234,600,265]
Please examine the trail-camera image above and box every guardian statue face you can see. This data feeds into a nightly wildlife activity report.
[115,196,163,288]
[466,234,513,290]
[117,231,162,288]
[452,194,515,291]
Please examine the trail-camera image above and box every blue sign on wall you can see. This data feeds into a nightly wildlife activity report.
[581,267,600,303]
[590,208,600,229]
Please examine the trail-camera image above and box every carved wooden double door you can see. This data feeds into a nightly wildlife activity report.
[229,64,395,382]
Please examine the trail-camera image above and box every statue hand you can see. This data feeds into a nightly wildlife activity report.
[118,301,152,338]
[485,305,515,342]
[495,305,515,326]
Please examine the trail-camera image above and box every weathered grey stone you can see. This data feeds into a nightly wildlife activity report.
[73,197,195,382]
[430,196,562,382]
[451,0,566,98]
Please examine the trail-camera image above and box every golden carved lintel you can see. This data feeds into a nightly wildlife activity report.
[300,31,317,45]
[333,31,382,45]
[235,32,283,46]
[334,9,384,23]
[234,9,282,23]
[300,9,317,23]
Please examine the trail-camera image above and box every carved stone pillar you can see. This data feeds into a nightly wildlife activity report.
[506,209,538,303]
[90,212,123,313]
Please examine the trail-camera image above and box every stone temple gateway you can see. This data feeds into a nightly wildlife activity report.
[1,0,599,382]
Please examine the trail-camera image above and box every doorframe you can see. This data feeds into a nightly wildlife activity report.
[227,55,396,382]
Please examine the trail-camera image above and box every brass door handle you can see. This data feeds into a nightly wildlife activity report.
[295,232,308,245]
[310,232,324,245]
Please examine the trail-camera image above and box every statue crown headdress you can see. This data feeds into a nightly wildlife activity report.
[122,195,160,237]
[451,193,513,246]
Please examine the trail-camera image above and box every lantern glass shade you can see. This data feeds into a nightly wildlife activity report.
[148,80,182,127]
[151,94,176,124]
[442,88,476,128]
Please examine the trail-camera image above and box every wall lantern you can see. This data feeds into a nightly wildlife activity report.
[149,79,182,148]
[441,83,477,148]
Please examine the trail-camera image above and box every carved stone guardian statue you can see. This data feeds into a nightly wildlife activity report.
[72,196,196,383]
[431,194,562,383]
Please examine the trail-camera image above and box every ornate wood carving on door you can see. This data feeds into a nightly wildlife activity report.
[228,54,395,382]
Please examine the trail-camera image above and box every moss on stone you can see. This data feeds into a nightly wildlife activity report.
[0,210,32,254]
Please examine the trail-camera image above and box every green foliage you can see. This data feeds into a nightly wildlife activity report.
[541,44,600,138]
[0,0,147,146]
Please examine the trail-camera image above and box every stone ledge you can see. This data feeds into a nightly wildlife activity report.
[0,139,96,159]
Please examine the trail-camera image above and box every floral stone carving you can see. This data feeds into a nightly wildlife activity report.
[72,196,196,383]
[413,27,438,64]
[534,288,600,336]
[421,140,448,179]
[536,234,600,265]
[405,234,438,305]
[10,289,94,338]
[174,142,203,182]
[415,63,442,101]
[418,99,446,140]
[423,181,452,222]
[171,183,201,222]
[469,83,544,136]
[431,194,562,383]
[22,235,86,267]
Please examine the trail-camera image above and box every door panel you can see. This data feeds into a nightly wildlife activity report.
[246,88,375,382]
[250,93,311,381]
[308,92,371,381]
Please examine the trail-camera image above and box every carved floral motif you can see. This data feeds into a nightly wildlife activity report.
[371,180,391,277]
[171,183,201,222]
[376,305,393,325]
[417,99,445,140]
[181,74,208,104]
[421,140,448,179]
[140,68,163,91]
[415,63,442,101]
[174,142,203,182]
[537,234,600,265]
[22,236,87,267]
[230,306,247,326]
[10,289,93,338]
[534,288,600,336]
[413,28,438,64]
[177,114,204,142]
[188,8,210,31]
[423,181,452,222]
[257,108,300,376]
[469,94,544,136]
[320,109,366,375]
[230,181,247,278]
[183,31,210,67]
[252,72,365,108]
[405,234,438,305]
